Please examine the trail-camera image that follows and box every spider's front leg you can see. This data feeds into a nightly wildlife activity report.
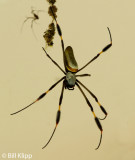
[77,27,112,73]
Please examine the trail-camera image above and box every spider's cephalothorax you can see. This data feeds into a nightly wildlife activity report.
[65,72,76,90]
[11,6,112,150]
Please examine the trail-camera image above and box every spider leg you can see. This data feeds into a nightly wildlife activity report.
[10,76,65,115]
[76,79,107,120]
[31,7,35,14]
[76,82,103,150]
[31,19,38,40]
[21,17,34,32]
[75,74,91,78]
[77,27,112,73]
[31,6,45,15]
[37,10,45,14]
[31,19,34,29]
[42,47,66,74]
[42,81,65,149]
[50,7,65,59]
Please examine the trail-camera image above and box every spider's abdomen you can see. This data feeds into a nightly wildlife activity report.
[64,46,78,73]
[65,72,76,89]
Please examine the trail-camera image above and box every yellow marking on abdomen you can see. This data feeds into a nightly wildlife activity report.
[66,65,78,73]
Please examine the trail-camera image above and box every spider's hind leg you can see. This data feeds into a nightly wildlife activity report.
[42,81,65,149]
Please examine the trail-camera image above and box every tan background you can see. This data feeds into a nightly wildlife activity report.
[0,0,135,159]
